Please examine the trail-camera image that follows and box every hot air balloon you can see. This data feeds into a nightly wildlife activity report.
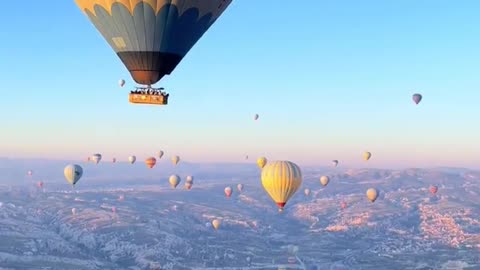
[332,160,339,167]
[212,219,221,230]
[171,155,180,166]
[91,153,102,164]
[74,0,233,105]
[112,206,117,213]
[37,181,44,189]
[412,93,422,105]
[145,157,156,168]
[27,170,33,176]
[261,161,302,211]
[128,155,136,164]
[185,182,193,190]
[237,183,244,192]
[118,195,125,201]
[304,188,310,196]
[158,150,164,159]
[186,175,194,183]
[112,158,116,163]
[429,185,438,195]
[254,114,259,121]
[119,79,125,87]
[257,157,267,169]
[245,155,249,160]
[224,186,233,198]
[169,174,180,188]
[320,176,330,186]
[72,208,77,215]
[340,201,347,209]
[363,151,372,161]
[64,164,83,186]
[366,188,379,202]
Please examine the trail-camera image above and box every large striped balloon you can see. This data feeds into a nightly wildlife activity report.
[261,161,302,211]
[74,0,233,85]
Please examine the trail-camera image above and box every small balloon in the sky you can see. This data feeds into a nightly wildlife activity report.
[304,188,310,196]
[257,157,267,169]
[332,160,339,167]
[363,151,372,161]
[64,164,83,186]
[366,188,379,202]
[412,93,422,105]
[254,114,259,121]
[37,181,44,189]
[112,206,117,213]
[171,155,180,166]
[429,185,438,195]
[169,174,181,188]
[224,186,233,198]
[212,219,221,230]
[118,195,125,201]
[340,201,347,209]
[145,157,156,169]
[237,183,244,192]
[185,182,193,190]
[91,153,102,164]
[71,208,77,215]
[119,79,125,87]
[158,150,164,159]
[186,176,194,183]
[27,170,33,176]
[112,158,116,163]
[320,176,330,186]
[128,155,136,164]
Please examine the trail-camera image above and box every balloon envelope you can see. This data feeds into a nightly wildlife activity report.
[254,114,259,121]
[158,150,164,159]
[429,185,438,194]
[128,155,136,164]
[224,186,232,197]
[74,0,233,85]
[412,93,422,105]
[366,188,379,202]
[332,160,338,167]
[91,153,102,164]
[171,155,180,166]
[261,161,302,211]
[145,157,156,168]
[169,174,180,188]
[363,152,372,161]
[320,176,330,186]
[64,164,83,186]
[237,183,244,192]
[119,79,125,87]
[257,157,267,169]
[212,219,221,230]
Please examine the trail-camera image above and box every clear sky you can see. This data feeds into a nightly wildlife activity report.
[1,1,480,168]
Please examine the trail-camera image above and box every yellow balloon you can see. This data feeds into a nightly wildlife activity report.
[212,219,221,230]
[171,155,180,166]
[169,174,180,188]
[363,151,372,161]
[257,157,267,169]
[261,161,302,211]
[366,188,379,202]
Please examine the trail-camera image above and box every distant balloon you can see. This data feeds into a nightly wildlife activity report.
[429,185,438,195]
[224,186,233,198]
[257,157,267,169]
[245,155,249,160]
[119,79,125,87]
[91,153,102,164]
[171,155,180,166]
[145,157,156,169]
[128,155,136,164]
[27,170,33,176]
[64,164,83,186]
[254,114,259,121]
[304,188,310,196]
[37,181,44,189]
[366,188,379,202]
[112,158,116,163]
[185,182,193,190]
[237,183,244,192]
[169,174,181,188]
[363,151,372,161]
[158,150,164,159]
[261,160,302,211]
[332,160,339,167]
[71,208,77,215]
[340,201,347,209]
[320,176,330,186]
[412,93,422,105]
[212,219,221,230]
[186,175,194,183]
[112,206,117,213]
[118,195,125,201]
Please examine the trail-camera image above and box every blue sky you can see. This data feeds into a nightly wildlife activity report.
[1,1,480,168]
